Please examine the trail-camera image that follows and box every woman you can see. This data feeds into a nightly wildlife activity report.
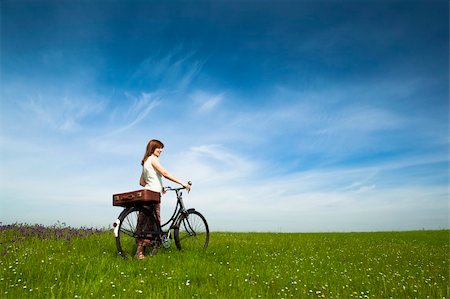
[135,139,191,259]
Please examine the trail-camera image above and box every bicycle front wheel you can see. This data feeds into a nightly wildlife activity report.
[174,210,209,251]
[115,206,156,258]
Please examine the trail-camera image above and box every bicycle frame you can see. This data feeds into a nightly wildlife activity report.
[160,187,188,231]
[130,187,192,243]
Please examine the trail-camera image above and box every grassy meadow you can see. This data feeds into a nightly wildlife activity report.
[0,223,448,298]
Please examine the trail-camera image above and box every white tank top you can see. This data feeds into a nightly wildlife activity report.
[143,155,163,193]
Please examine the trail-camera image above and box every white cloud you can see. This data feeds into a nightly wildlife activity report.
[107,92,161,136]
[165,144,257,185]
[190,91,223,113]
[20,93,106,132]
[129,47,205,91]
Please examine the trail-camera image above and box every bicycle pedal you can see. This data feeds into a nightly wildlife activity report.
[149,247,159,256]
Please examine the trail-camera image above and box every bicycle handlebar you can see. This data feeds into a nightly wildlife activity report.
[164,181,192,192]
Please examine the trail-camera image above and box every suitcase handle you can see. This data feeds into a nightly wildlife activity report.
[125,194,135,200]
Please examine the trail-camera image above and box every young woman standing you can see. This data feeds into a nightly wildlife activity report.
[135,139,191,259]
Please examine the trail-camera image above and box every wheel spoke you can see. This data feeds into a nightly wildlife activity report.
[119,228,135,237]
[175,211,209,251]
[116,207,158,258]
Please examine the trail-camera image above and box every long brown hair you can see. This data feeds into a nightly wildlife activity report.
[141,139,164,165]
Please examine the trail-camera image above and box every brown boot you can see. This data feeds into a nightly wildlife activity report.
[134,244,145,260]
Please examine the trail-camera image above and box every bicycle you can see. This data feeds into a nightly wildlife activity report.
[112,183,209,258]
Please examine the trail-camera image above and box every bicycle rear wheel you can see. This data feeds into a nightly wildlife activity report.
[115,206,157,258]
[174,210,209,251]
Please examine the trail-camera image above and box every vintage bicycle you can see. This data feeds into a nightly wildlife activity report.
[112,182,209,257]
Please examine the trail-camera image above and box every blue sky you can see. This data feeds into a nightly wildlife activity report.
[1,0,448,232]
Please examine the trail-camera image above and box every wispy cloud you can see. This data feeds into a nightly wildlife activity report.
[190,90,223,113]
[107,92,161,136]
[129,47,205,92]
[21,93,106,132]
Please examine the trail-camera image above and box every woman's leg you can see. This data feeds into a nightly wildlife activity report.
[146,203,160,243]
[135,191,161,258]
[135,207,153,259]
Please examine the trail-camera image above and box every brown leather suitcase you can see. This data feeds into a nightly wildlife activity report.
[112,189,160,206]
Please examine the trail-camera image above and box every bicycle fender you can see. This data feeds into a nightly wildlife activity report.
[174,208,196,228]
[117,207,132,219]
[113,208,131,238]
[113,219,120,237]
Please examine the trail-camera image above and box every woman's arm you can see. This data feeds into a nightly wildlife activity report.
[151,158,191,191]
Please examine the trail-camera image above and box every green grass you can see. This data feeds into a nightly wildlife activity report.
[1,224,448,298]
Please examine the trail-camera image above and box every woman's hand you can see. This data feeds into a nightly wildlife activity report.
[183,182,191,192]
